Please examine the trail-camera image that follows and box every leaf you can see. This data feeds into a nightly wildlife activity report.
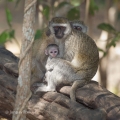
[42,5,50,20]
[98,47,107,57]
[34,29,43,40]
[89,0,99,15]
[97,23,116,34]
[6,8,12,27]
[0,31,9,44]
[107,34,120,48]
[67,7,80,20]
[70,0,81,7]
[98,47,105,53]
[0,29,15,45]
[9,30,15,38]
[57,1,70,9]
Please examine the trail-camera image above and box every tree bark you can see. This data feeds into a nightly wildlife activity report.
[0,47,120,120]
[12,0,37,120]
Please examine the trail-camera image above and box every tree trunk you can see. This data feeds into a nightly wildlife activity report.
[12,0,37,120]
[0,47,120,120]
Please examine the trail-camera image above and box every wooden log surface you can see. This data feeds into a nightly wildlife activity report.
[0,47,120,120]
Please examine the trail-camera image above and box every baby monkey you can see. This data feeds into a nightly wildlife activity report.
[35,44,82,93]
[45,44,59,72]
[45,44,59,59]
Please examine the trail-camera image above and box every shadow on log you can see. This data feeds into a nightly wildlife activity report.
[0,47,120,120]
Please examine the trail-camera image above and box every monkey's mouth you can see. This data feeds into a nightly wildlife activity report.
[55,34,64,39]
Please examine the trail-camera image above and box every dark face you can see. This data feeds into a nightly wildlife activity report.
[73,26,82,31]
[53,26,66,39]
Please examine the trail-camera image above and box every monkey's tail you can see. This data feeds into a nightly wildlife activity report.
[70,79,87,101]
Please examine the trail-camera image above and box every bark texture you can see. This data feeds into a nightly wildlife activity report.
[12,0,37,120]
[0,48,120,120]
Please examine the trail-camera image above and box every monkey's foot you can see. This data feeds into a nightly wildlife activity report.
[33,83,45,87]
[35,86,56,94]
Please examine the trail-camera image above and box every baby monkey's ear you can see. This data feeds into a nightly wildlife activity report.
[45,50,48,55]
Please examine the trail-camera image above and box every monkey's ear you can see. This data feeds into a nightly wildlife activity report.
[45,50,48,55]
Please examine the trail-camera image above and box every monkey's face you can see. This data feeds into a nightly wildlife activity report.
[53,26,66,39]
[48,47,59,58]
[70,21,88,33]
[49,17,72,40]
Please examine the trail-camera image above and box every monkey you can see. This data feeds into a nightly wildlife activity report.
[44,44,59,72]
[31,19,88,85]
[70,20,88,33]
[35,17,99,101]
[45,44,59,59]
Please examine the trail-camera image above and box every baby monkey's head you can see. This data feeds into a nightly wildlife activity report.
[45,44,59,58]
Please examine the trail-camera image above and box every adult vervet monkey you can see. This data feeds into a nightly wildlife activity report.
[31,19,88,84]
[35,17,99,101]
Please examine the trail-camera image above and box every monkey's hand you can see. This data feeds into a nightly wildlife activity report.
[46,64,54,71]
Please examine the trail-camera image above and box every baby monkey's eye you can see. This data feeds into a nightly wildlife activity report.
[54,51,57,53]
[50,51,53,53]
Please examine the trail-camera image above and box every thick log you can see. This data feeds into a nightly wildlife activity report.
[0,48,120,120]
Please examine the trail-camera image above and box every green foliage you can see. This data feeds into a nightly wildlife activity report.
[0,7,16,45]
[67,7,80,20]
[98,23,120,57]
[98,47,107,57]
[6,8,12,27]
[42,5,50,20]
[89,0,99,15]
[107,33,120,48]
[56,1,70,9]
[70,0,81,7]
[34,29,43,40]
[0,30,15,45]
[97,23,116,34]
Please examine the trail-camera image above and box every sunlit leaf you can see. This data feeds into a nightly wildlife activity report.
[6,8,12,27]
[67,7,80,20]
[70,0,81,7]
[97,23,116,34]
[34,29,43,40]
[42,5,50,20]
[89,0,99,15]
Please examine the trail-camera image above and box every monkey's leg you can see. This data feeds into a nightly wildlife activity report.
[70,80,86,101]
[35,72,56,93]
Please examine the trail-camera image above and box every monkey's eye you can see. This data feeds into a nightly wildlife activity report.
[50,51,53,53]
[76,26,82,31]
[54,51,57,53]
[60,26,66,31]
[53,26,59,30]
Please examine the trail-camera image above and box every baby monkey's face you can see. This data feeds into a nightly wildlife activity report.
[48,47,59,58]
